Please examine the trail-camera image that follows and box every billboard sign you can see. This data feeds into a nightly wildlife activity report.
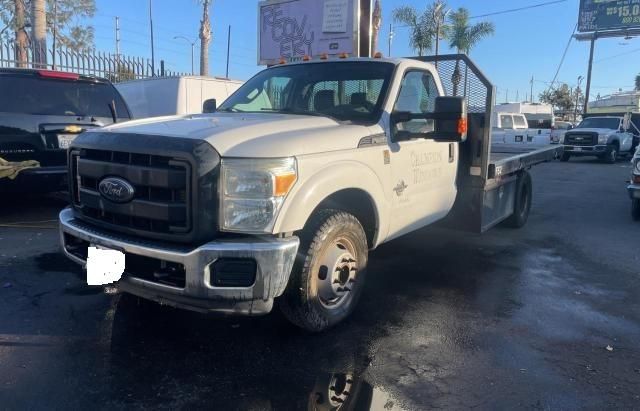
[258,0,365,65]
[578,0,640,33]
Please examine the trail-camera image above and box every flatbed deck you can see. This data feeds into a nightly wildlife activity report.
[488,144,563,180]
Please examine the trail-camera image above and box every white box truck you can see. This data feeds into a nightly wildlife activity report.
[115,76,243,119]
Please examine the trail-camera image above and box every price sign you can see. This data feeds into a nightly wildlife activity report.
[578,0,640,32]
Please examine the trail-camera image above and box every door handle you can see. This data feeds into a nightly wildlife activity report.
[449,143,455,163]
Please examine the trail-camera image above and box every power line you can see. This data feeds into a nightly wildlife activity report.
[594,47,640,64]
[548,23,577,90]
[470,0,567,19]
[393,0,568,29]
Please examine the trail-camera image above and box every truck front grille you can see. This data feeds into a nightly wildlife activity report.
[565,133,597,146]
[72,148,192,238]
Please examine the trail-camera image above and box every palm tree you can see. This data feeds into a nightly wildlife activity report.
[372,0,382,55]
[392,6,433,56]
[446,7,494,95]
[635,73,640,91]
[31,0,47,68]
[199,0,212,76]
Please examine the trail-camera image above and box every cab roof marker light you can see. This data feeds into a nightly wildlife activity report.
[37,70,79,80]
[374,52,383,58]
[339,53,349,59]
[302,55,311,61]
[320,53,329,60]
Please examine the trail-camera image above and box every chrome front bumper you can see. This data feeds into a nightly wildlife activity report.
[563,145,607,154]
[629,183,640,199]
[59,208,299,316]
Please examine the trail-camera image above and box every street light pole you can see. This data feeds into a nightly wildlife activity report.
[174,36,196,75]
[574,75,584,122]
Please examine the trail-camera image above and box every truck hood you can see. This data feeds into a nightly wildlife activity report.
[93,113,374,157]
[567,128,615,136]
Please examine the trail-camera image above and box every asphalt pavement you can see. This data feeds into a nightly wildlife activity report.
[1,157,639,410]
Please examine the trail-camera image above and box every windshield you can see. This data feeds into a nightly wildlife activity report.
[0,75,130,118]
[577,117,620,130]
[219,62,395,123]
[524,114,554,129]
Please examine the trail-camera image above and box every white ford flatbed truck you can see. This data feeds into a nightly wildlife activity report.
[59,55,562,331]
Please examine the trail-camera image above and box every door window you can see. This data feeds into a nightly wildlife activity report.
[393,70,439,137]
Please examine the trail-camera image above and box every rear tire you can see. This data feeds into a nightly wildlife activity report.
[603,144,619,164]
[505,171,532,229]
[280,210,368,332]
[633,199,640,221]
[560,153,571,162]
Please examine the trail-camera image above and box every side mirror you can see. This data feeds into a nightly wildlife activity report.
[428,96,468,142]
[567,124,574,130]
[203,98,217,113]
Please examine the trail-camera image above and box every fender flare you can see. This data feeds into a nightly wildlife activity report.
[273,160,389,248]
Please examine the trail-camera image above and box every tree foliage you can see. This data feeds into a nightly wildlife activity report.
[539,84,577,112]
[0,0,96,50]
[446,7,494,54]
[635,73,640,91]
[392,5,434,56]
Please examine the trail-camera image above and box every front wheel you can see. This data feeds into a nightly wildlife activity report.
[280,210,368,332]
[560,153,571,162]
[633,199,640,221]
[603,144,619,164]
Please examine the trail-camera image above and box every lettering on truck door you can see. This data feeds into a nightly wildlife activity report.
[387,69,457,239]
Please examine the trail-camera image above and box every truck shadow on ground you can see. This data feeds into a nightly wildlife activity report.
[98,227,526,409]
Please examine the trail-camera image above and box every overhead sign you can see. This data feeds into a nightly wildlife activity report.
[258,0,367,65]
[578,0,640,33]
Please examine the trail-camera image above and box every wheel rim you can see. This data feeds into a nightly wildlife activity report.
[315,236,359,310]
[611,148,617,162]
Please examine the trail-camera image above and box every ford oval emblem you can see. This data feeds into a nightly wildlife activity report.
[98,177,135,203]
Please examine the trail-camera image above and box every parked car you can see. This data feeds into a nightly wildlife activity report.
[550,120,574,144]
[629,147,640,221]
[115,76,243,119]
[561,116,635,163]
[59,55,562,331]
[0,69,131,192]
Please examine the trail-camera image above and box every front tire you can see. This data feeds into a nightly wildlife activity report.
[603,144,619,164]
[280,210,368,332]
[633,199,640,221]
[560,153,571,162]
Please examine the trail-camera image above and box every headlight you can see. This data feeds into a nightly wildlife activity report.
[634,159,640,175]
[220,157,297,233]
[598,134,609,144]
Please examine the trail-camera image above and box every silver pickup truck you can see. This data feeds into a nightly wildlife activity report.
[561,116,635,163]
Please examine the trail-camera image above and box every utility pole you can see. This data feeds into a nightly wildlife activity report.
[530,76,534,103]
[583,36,596,114]
[226,25,231,78]
[149,0,156,76]
[505,89,509,103]
[388,24,394,57]
[115,17,121,65]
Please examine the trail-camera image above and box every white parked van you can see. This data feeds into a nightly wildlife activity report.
[115,76,244,119]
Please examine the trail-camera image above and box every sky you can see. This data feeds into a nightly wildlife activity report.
[88,0,640,102]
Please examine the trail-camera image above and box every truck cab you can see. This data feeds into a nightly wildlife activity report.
[59,55,560,331]
[561,116,635,163]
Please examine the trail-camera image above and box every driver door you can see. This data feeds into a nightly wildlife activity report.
[387,69,458,240]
